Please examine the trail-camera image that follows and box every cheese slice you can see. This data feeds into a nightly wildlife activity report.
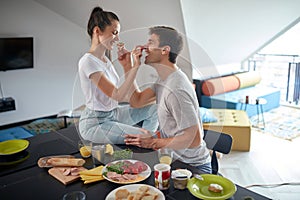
[80,174,103,180]
[83,177,105,184]
[79,165,105,184]
[79,165,104,176]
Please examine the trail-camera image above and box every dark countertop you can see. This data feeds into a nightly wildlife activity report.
[0,126,271,200]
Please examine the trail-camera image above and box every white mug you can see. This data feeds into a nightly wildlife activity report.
[154,163,171,190]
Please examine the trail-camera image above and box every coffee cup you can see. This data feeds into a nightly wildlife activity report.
[154,163,171,190]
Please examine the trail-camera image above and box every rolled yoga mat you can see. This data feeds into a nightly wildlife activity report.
[234,71,261,89]
[202,75,240,96]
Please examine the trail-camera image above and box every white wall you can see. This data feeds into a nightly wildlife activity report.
[0,0,88,125]
[0,0,189,126]
[1,0,300,126]
[180,0,300,79]
[34,0,192,83]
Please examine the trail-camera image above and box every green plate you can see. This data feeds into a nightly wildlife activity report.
[187,174,236,200]
[0,139,29,155]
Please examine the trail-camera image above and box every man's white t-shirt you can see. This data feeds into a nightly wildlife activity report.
[78,53,119,111]
[152,69,211,166]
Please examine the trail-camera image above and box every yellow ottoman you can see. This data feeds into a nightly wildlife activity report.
[203,109,251,151]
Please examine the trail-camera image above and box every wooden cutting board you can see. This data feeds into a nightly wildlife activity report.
[48,167,86,185]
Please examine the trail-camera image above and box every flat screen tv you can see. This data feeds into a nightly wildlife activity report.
[0,37,34,71]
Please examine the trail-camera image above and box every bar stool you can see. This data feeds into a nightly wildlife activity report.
[239,96,267,129]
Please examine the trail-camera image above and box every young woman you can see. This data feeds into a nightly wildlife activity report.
[78,7,158,144]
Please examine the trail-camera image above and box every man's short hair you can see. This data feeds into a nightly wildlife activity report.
[149,26,183,64]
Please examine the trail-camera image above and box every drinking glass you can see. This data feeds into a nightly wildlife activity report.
[91,144,106,167]
[62,191,86,200]
[158,148,173,165]
[78,140,91,158]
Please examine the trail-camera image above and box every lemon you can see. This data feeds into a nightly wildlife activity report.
[80,146,91,158]
[105,144,114,155]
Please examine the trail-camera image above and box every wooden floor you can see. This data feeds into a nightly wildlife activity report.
[219,128,300,200]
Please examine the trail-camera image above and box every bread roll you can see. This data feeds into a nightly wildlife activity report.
[47,158,85,167]
[138,186,149,193]
[115,189,130,200]
[141,195,157,200]
[208,183,223,193]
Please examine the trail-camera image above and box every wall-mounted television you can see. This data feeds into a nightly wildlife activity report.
[0,37,34,71]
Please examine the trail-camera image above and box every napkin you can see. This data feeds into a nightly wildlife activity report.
[79,165,105,184]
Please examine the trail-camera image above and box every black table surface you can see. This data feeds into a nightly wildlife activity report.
[0,128,78,177]
[0,126,271,200]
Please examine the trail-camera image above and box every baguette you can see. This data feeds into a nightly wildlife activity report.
[37,155,74,168]
[47,157,85,167]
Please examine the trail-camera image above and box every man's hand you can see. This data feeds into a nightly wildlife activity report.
[124,129,155,149]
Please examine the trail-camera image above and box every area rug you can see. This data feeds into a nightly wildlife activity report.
[250,106,300,141]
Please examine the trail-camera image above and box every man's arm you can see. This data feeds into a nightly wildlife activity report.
[125,89,202,149]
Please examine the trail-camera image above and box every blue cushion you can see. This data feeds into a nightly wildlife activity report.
[199,107,218,123]
[0,127,34,142]
[200,86,280,116]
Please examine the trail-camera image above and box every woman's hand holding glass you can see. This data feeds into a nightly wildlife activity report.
[117,42,132,72]
[131,45,145,67]
[117,42,144,68]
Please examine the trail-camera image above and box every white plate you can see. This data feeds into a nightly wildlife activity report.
[102,159,151,184]
[105,184,165,200]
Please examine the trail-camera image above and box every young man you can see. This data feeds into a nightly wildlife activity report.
[124,26,211,173]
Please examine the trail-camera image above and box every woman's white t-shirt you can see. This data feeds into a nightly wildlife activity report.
[78,53,119,111]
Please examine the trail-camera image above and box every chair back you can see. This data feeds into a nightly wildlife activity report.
[203,130,233,174]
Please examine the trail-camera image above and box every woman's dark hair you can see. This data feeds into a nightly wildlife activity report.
[87,7,119,39]
[149,26,183,64]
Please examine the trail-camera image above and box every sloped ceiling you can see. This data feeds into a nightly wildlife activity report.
[34,0,300,72]
[33,0,97,29]
[33,0,187,33]
[180,0,300,69]
[33,0,193,79]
